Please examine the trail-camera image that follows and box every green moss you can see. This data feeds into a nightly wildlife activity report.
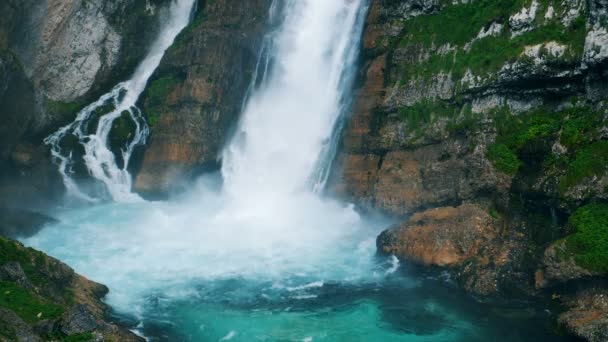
[46,331,95,342]
[0,238,70,302]
[398,100,455,128]
[0,281,63,323]
[64,332,95,342]
[559,141,608,192]
[173,1,206,49]
[564,203,608,273]
[46,99,85,119]
[110,111,137,144]
[560,107,604,148]
[143,75,180,126]
[398,0,587,82]
[399,0,526,47]
[487,143,522,175]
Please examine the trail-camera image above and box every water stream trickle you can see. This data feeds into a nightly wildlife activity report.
[44,0,196,202]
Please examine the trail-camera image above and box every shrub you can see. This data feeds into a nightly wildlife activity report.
[565,203,608,273]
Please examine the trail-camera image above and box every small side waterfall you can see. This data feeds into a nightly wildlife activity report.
[45,0,195,202]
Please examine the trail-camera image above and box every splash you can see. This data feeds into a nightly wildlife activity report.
[44,0,196,202]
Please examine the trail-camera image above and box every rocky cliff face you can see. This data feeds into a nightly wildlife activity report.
[0,0,169,207]
[333,0,608,339]
[0,237,142,341]
[134,0,272,196]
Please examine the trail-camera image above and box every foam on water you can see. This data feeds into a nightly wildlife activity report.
[26,2,570,340]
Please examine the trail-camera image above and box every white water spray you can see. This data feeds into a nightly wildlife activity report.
[28,0,376,324]
[222,0,366,201]
[45,0,195,202]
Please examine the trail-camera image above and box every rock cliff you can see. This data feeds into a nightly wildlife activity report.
[333,0,608,339]
[0,0,170,207]
[0,237,142,341]
[134,0,272,196]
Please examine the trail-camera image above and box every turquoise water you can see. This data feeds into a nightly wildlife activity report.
[23,193,569,341]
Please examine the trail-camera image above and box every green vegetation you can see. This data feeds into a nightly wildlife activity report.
[46,99,85,119]
[144,75,181,126]
[0,238,70,301]
[173,2,207,49]
[560,106,604,148]
[484,106,607,182]
[0,281,63,323]
[398,100,456,130]
[485,107,559,174]
[487,143,522,175]
[564,203,608,273]
[110,111,137,144]
[559,141,608,192]
[399,0,527,47]
[46,331,95,342]
[398,0,587,82]
[63,332,95,342]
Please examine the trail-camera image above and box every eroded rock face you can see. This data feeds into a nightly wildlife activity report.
[337,0,608,314]
[8,0,167,103]
[13,0,120,102]
[537,240,602,288]
[0,0,169,207]
[377,203,529,296]
[135,0,272,196]
[559,287,608,342]
[337,137,509,215]
[377,203,497,266]
[0,237,142,341]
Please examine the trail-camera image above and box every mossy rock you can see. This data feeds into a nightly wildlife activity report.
[564,203,608,273]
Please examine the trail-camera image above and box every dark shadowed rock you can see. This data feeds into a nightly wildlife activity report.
[559,287,608,342]
[0,207,57,239]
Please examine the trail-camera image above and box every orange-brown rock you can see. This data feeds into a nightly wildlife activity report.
[558,288,608,342]
[135,0,272,196]
[377,203,497,267]
[334,137,510,215]
[377,203,528,296]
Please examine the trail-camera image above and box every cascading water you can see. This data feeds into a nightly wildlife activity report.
[44,0,195,202]
[24,0,567,340]
[222,0,366,198]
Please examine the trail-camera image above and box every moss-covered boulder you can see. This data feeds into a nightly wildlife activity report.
[0,237,142,341]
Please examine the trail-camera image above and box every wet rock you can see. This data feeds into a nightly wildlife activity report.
[559,288,608,342]
[0,207,57,239]
[377,203,526,296]
[135,0,273,196]
[377,203,497,266]
[60,304,99,335]
[334,0,608,309]
[537,240,602,287]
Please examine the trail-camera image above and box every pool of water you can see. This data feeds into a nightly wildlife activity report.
[23,190,569,341]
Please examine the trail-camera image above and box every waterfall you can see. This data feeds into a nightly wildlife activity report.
[222,0,368,201]
[44,0,196,203]
[26,0,377,326]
